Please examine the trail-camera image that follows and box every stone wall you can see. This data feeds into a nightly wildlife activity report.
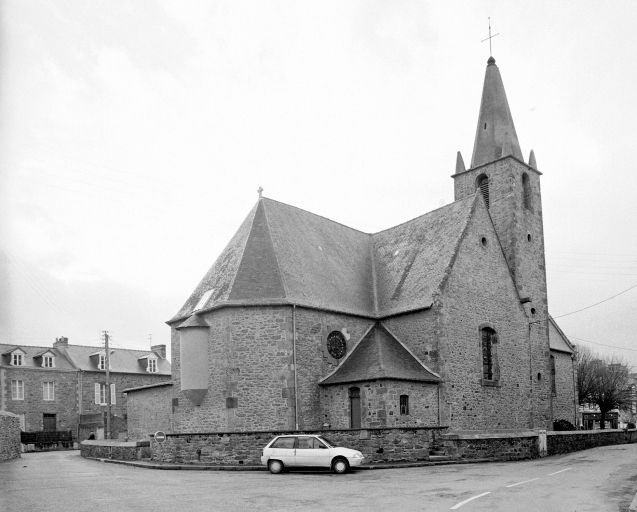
[437,195,534,430]
[125,384,173,440]
[322,381,439,429]
[0,411,21,461]
[150,427,448,465]
[80,440,150,460]
[551,351,577,425]
[547,429,637,456]
[443,431,538,461]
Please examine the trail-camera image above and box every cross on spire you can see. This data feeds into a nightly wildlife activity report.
[257,186,263,199]
[481,17,499,56]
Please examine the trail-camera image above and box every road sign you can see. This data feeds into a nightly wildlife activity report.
[154,431,166,443]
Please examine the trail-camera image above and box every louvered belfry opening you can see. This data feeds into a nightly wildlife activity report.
[522,173,532,210]
[478,176,490,208]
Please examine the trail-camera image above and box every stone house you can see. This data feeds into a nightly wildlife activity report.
[163,56,578,434]
[0,337,171,440]
[548,316,578,425]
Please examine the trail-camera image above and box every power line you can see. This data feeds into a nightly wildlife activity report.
[552,283,637,320]
[567,335,637,353]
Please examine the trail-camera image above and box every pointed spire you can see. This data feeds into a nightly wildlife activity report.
[528,149,537,169]
[455,151,466,174]
[470,57,524,168]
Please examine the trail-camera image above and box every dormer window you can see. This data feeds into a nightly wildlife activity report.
[12,353,23,366]
[43,355,55,368]
[193,289,214,312]
[98,354,106,370]
[147,358,157,373]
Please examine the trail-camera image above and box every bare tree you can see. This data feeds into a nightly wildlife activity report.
[576,346,633,429]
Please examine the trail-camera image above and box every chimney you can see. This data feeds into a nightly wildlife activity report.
[151,344,166,359]
[54,337,69,349]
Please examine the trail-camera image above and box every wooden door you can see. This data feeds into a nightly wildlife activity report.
[43,413,56,431]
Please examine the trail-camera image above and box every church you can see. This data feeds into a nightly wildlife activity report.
[167,56,578,434]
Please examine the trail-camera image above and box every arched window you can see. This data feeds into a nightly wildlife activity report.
[399,395,409,416]
[349,387,361,428]
[477,175,490,208]
[481,327,498,381]
[550,355,556,396]
[522,173,532,210]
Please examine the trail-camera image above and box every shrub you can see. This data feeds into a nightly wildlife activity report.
[628,422,636,429]
[553,419,577,431]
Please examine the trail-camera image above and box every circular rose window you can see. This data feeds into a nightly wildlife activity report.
[327,331,347,359]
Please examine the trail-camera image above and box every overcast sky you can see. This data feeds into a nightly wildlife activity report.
[1,1,636,367]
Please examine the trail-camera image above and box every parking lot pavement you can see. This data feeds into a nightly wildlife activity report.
[2,446,637,511]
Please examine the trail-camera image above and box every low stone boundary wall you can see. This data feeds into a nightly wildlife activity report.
[81,440,151,460]
[149,427,449,465]
[442,431,538,461]
[547,429,637,455]
[0,411,21,461]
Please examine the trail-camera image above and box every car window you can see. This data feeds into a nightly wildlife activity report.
[270,437,296,449]
[317,436,339,448]
[297,436,324,450]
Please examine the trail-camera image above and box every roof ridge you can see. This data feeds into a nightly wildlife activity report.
[262,197,373,236]
[371,195,475,236]
[226,199,261,302]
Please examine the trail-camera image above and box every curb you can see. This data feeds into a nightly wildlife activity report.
[88,456,498,471]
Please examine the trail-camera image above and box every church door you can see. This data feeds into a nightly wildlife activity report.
[349,387,361,428]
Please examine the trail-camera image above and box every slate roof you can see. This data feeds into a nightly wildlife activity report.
[0,344,76,370]
[122,381,173,394]
[169,194,478,322]
[548,316,575,354]
[319,323,440,385]
[63,345,171,375]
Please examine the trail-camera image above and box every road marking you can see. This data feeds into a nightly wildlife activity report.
[505,478,539,488]
[548,468,572,476]
[450,492,491,509]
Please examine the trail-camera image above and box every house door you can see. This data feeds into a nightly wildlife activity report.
[43,413,56,431]
[349,387,361,428]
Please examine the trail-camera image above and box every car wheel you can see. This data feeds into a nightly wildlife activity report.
[268,460,284,474]
[332,457,349,474]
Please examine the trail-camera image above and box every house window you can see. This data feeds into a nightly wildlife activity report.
[98,354,106,370]
[522,173,532,210]
[94,383,116,405]
[147,358,157,373]
[43,382,55,401]
[550,355,556,396]
[400,395,409,416]
[478,175,490,208]
[12,353,23,366]
[43,356,54,368]
[11,380,24,400]
[481,327,499,381]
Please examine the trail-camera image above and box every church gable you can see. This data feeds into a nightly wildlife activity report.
[373,195,475,316]
[320,323,440,385]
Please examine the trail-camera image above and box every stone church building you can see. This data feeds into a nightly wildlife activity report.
[167,57,578,434]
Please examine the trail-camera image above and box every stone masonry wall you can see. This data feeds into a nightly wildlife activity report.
[382,310,440,374]
[0,411,21,461]
[454,158,551,429]
[125,384,173,440]
[322,381,439,429]
[171,306,372,433]
[2,367,78,432]
[547,429,637,456]
[443,432,538,461]
[437,195,533,430]
[150,427,447,465]
[551,351,577,425]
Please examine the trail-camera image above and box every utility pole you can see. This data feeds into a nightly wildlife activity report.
[103,331,111,440]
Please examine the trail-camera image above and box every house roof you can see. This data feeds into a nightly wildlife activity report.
[122,381,173,394]
[63,345,171,374]
[548,316,575,354]
[0,344,75,370]
[319,323,440,385]
[169,194,477,322]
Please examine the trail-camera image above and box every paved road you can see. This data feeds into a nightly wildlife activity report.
[2,445,636,511]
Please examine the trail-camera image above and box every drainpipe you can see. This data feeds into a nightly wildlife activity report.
[571,354,578,427]
[293,305,299,430]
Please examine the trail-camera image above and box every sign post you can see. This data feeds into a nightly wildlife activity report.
[154,431,166,465]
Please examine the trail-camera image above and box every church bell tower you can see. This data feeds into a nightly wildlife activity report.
[452,56,551,428]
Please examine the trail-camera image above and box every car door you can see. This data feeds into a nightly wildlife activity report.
[295,436,331,467]
[268,436,296,466]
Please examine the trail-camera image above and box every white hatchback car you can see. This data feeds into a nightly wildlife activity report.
[261,434,364,474]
